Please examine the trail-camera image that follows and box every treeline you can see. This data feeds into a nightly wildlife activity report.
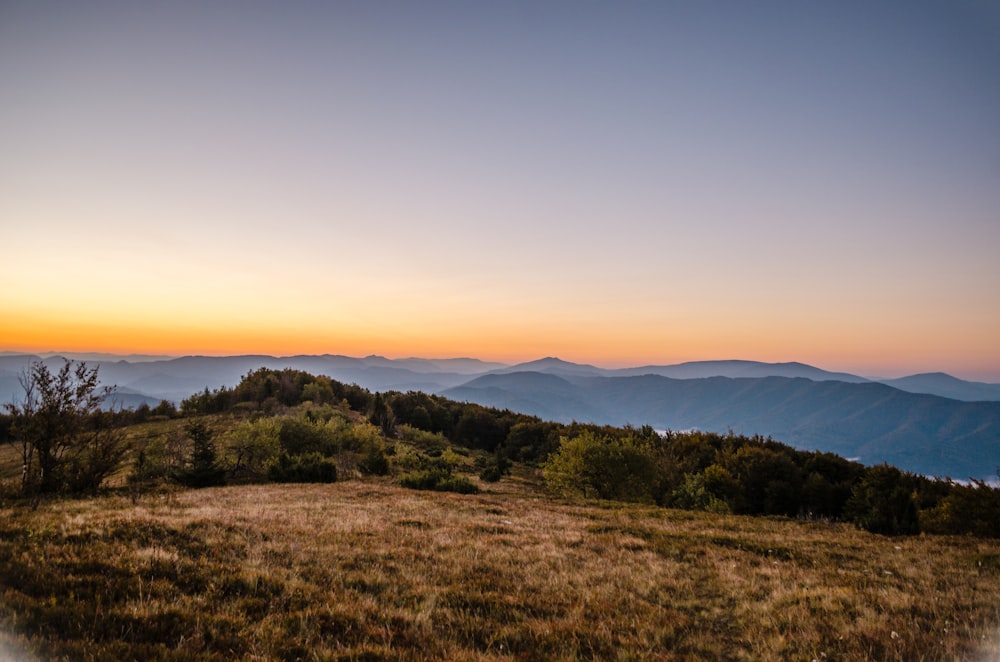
[4,364,998,537]
[178,367,1000,537]
[541,428,1000,537]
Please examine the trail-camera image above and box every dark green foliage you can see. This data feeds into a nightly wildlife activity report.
[268,452,337,483]
[277,418,337,456]
[119,366,1000,539]
[478,448,511,483]
[368,393,396,437]
[399,455,478,494]
[175,421,227,488]
[399,467,478,494]
[920,480,1000,537]
[453,409,508,451]
[358,441,390,476]
[725,445,804,516]
[543,431,660,502]
[845,464,920,535]
[153,399,178,418]
[801,452,863,518]
[409,405,433,431]
[180,368,365,415]
[504,421,562,463]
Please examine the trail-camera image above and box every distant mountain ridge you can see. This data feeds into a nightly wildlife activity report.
[2,353,998,404]
[442,372,1000,481]
[2,353,998,480]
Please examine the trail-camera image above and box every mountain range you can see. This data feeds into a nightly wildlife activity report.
[1,353,998,480]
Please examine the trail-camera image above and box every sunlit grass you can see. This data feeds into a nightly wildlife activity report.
[1,474,999,660]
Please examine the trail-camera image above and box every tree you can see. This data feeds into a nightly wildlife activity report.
[542,431,658,502]
[845,464,920,535]
[176,421,226,487]
[368,393,396,437]
[4,360,127,498]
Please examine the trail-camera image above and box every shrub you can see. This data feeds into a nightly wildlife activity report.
[268,452,338,483]
[399,467,478,494]
[5,360,128,496]
[542,431,658,502]
[671,472,731,513]
[920,480,1000,538]
[224,418,281,483]
[358,440,390,476]
[846,464,920,535]
[478,448,511,483]
[398,454,478,494]
[278,418,337,456]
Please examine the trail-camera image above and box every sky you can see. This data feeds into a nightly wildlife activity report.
[1,1,999,381]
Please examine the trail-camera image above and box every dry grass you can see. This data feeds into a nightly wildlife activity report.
[1,474,999,660]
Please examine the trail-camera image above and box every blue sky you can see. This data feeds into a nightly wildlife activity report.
[2,1,999,379]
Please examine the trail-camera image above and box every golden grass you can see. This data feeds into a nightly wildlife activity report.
[1,475,999,660]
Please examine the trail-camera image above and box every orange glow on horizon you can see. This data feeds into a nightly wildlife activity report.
[4,307,999,381]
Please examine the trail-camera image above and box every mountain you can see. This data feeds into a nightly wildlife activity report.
[878,373,1000,403]
[612,360,870,383]
[443,372,1000,481]
[496,357,606,377]
[4,353,997,403]
[487,358,1000,402]
[0,354,499,406]
[4,352,999,479]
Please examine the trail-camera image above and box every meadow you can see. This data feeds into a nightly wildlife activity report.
[1,473,999,661]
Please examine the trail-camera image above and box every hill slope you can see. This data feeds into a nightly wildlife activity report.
[1,481,998,660]
[444,373,1000,480]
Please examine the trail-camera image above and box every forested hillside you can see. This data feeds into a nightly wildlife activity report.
[443,372,1000,480]
[2,362,1000,660]
[3,362,998,538]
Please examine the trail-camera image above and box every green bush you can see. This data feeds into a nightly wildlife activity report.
[398,454,478,494]
[542,431,658,502]
[919,480,1000,538]
[358,440,390,476]
[478,448,511,483]
[268,452,337,484]
[399,467,478,494]
[224,418,281,482]
[671,472,731,513]
[846,464,920,535]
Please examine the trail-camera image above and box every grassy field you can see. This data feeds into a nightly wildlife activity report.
[1,473,999,661]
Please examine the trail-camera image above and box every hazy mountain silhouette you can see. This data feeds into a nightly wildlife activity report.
[610,360,869,383]
[495,357,607,377]
[3,353,998,479]
[0,353,500,406]
[4,353,997,402]
[443,372,1000,480]
[878,372,1000,403]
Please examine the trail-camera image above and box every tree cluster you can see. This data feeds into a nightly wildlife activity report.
[541,427,1000,537]
[6,363,998,537]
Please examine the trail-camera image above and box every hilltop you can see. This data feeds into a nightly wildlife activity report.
[2,364,1000,659]
[2,353,999,480]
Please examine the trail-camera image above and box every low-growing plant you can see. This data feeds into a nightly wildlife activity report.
[224,417,281,483]
[399,454,478,494]
[268,451,337,483]
[358,439,390,476]
[399,467,478,494]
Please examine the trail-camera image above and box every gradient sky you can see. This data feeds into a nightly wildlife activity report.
[2,1,999,380]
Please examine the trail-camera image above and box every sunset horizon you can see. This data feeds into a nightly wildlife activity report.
[3,339,999,383]
[3,1,998,383]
